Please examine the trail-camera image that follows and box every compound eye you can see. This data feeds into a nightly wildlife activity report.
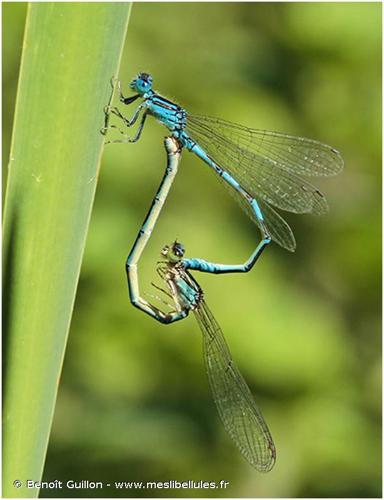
[173,242,185,257]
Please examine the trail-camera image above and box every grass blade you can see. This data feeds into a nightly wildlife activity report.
[3,3,132,497]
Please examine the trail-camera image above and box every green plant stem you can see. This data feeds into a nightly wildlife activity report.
[2,3,131,497]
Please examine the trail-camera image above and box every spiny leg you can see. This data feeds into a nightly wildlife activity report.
[145,284,174,308]
[103,102,146,128]
[113,77,134,105]
[102,76,146,138]
[103,113,148,144]
[128,265,187,323]
[151,281,173,300]
[102,109,147,144]
[101,76,118,134]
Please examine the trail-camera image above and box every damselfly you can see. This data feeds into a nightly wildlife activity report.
[103,73,343,256]
[136,239,276,471]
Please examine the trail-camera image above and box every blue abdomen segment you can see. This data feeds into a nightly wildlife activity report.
[250,198,264,222]
[183,258,218,273]
[183,257,250,274]
[184,140,265,224]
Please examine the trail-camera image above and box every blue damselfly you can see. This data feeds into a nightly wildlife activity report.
[103,73,343,258]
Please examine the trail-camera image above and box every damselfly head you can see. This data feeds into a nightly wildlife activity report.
[161,240,185,262]
[130,72,153,95]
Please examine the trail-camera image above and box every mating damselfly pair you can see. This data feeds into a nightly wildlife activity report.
[103,73,343,471]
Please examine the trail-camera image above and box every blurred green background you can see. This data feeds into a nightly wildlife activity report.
[3,2,381,498]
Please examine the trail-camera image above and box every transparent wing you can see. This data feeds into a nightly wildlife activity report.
[187,114,343,215]
[220,176,296,251]
[194,300,276,472]
[187,114,343,177]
